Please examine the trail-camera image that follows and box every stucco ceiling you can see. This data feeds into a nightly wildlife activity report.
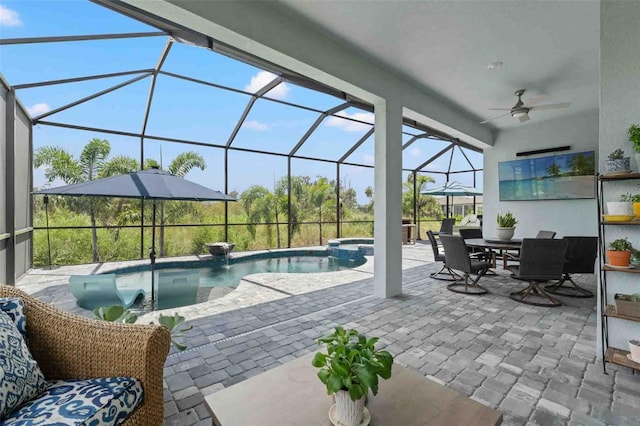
[273,0,599,130]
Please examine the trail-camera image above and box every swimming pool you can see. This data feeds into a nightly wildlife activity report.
[114,255,366,296]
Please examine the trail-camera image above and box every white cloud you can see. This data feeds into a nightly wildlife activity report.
[410,147,421,157]
[363,154,375,164]
[27,103,50,117]
[325,111,374,132]
[242,120,270,131]
[245,71,289,99]
[0,5,22,27]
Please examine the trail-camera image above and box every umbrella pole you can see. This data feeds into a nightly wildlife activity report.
[150,201,157,310]
[44,195,52,269]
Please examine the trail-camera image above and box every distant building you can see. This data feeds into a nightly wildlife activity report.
[435,196,483,217]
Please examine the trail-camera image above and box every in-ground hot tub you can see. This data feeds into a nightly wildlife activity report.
[328,238,374,259]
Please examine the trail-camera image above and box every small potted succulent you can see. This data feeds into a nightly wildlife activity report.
[606,193,636,217]
[614,293,640,317]
[496,211,517,240]
[620,192,640,219]
[312,326,393,426]
[606,238,634,267]
[629,124,640,171]
[605,148,631,175]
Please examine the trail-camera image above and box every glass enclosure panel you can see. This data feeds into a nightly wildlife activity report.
[42,78,150,132]
[231,98,321,154]
[403,137,452,170]
[295,107,373,161]
[162,42,262,92]
[16,73,149,121]
[341,132,374,167]
[145,74,250,144]
[1,37,165,86]
[1,1,155,38]
[284,83,345,112]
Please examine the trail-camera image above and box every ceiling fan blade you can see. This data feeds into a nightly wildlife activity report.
[523,95,549,107]
[487,107,512,111]
[480,112,512,124]
[530,102,570,111]
[518,114,530,123]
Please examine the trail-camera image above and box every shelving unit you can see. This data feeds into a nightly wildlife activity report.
[598,172,640,374]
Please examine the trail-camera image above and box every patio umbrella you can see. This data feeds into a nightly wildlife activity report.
[420,181,482,217]
[33,167,236,308]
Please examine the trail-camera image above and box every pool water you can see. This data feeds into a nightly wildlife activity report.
[116,255,366,292]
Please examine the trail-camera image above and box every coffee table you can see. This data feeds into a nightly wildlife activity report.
[205,352,502,425]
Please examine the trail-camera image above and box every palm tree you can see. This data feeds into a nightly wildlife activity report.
[240,185,274,245]
[145,152,206,257]
[546,162,561,177]
[34,138,138,262]
[309,177,334,245]
[402,174,436,236]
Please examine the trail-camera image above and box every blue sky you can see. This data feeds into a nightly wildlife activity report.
[0,0,482,203]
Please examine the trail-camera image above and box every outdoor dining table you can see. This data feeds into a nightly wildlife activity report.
[465,238,522,269]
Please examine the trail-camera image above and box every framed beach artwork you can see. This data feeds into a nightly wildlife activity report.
[499,150,596,201]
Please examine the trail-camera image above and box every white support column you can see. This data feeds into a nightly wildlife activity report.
[373,99,403,298]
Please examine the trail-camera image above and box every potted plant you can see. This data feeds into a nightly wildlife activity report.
[606,238,634,267]
[607,193,635,217]
[629,124,640,171]
[614,293,640,317]
[605,148,631,175]
[496,211,517,240]
[312,326,393,426]
[620,192,640,219]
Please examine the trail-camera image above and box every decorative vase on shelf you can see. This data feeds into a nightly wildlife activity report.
[606,201,633,216]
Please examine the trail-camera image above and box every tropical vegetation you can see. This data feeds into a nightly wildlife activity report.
[33,139,458,267]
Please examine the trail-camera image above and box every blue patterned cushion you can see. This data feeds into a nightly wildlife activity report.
[3,377,143,425]
[0,310,47,419]
[0,298,27,337]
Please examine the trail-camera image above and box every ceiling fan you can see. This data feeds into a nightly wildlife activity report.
[480,89,570,124]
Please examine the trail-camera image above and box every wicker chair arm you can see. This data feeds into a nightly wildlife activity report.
[0,285,171,425]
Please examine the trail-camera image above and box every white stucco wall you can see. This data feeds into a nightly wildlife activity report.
[598,1,640,353]
[483,111,599,239]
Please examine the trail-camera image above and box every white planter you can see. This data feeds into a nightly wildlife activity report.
[630,340,640,363]
[496,226,515,240]
[607,201,632,216]
[333,390,365,426]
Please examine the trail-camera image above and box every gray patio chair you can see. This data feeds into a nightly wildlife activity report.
[545,236,597,298]
[439,234,492,295]
[426,230,460,281]
[432,218,455,237]
[504,229,557,266]
[459,228,495,275]
[507,238,568,307]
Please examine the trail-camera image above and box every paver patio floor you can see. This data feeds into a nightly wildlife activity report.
[18,243,640,425]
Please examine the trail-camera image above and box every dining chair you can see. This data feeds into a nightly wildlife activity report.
[504,229,557,267]
[545,236,597,298]
[507,238,568,307]
[432,218,455,237]
[439,234,492,295]
[459,228,495,274]
[426,230,460,281]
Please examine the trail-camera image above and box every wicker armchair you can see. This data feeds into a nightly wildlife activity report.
[0,285,171,425]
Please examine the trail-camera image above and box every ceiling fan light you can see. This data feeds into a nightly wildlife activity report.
[512,111,527,118]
